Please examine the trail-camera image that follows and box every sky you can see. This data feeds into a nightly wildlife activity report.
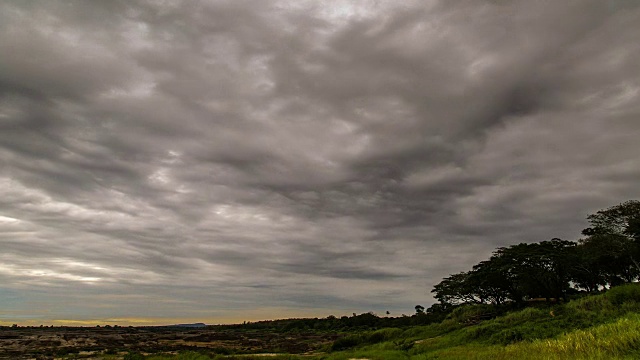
[1,0,639,326]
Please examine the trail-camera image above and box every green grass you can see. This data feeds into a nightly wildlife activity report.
[315,314,640,359]
[422,314,640,360]
[122,284,640,360]
[317,284,640,359]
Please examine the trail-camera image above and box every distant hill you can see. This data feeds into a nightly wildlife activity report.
[170,323,207,328]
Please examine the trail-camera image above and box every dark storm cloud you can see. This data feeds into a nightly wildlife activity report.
[1,0,639,323]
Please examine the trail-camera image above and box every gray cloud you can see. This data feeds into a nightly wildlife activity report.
[0,0,639,324]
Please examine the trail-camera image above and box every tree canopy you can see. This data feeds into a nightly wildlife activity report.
[432,200,640,307]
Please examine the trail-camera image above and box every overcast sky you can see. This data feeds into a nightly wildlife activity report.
[1,0,639,326]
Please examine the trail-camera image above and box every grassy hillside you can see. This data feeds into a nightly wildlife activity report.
[116,284,640,360]
[318,283,640,360]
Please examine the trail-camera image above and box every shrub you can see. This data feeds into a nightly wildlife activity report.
[490,329,524,345]
[565,292,612,312]
[447,304,496,324]
[606,283,640,305]
[123,353,145,360]
[331,334,363,351]
[366,328,402,343]
[460,322,504,341]
[499,307,547,325]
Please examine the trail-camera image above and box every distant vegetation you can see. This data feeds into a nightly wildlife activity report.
[210,200,640,330]
[22,200,640,359]
[120,283,640,359]
[302,197,640,359]
[312,284,640,359]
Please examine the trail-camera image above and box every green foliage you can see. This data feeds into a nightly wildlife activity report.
[147,286,640,360]
[330,334,363,351]
[125,201,640,360]
[457,322,504,341]
[566,292,613,312]
[432,200,640,307]
[367,327,403,343]
[124,353,146,360]
[496,314,640,360]
[324,283,640,359]
[211,311,438,333]
[583,200,640,238]
[330,327,404,351]
[397,321,459,341]
[498,306,547,325]
[446,303,496,324]
[605,283,640,305]
[489,328,524,345]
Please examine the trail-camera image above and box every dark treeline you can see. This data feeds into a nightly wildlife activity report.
[209,311,436,332]
[207,201,640,333]
[431,200,640,309]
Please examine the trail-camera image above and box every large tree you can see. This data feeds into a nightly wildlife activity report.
[470,258,520,305]
[430,200,640,305]
[582,200,640,239]
[431,271,483,305]
[577,234,637,286]
[490,239,576,302]
[431,239,577,305]
[580,200,640,283]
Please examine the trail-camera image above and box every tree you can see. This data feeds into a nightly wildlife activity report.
[431,260,515,306]
[432,271,484,305]
[429,200,640,307]
[572,238,608,292]
[582,200,640,238]
[471,257,520,305]
[432,239,578,306]
[580,200,640,282]
[491,239,577,302]
[577,234,638,285]
[535,238,578,301]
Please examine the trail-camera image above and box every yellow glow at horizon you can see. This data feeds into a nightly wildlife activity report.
[0,307,359,327]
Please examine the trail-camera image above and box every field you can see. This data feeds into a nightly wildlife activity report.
[4,284,640,360]
[0,326,338,360]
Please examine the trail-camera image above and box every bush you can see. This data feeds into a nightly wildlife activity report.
[460,322,504,341]
[499,307,548,325]
[366,328,402,343]
[447,304,496,324]
[490,328,524,345]
[606,283,640,305]
[331,334,363,351]
[124,353,145,360]
[330,327,404,351]
[565,292,612,312]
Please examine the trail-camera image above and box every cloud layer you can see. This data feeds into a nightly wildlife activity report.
[1,0,639,324]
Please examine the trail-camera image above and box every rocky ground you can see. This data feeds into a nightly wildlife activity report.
[0,326,339,359]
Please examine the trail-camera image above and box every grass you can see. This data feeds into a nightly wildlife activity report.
[424,314,640,360]
[317,284,640,359]
[113,284,640,360]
